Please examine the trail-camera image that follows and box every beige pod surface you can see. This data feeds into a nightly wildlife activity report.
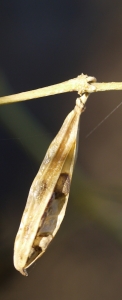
[14,94,88,276]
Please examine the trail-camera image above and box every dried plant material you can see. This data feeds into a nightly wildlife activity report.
[0,74,96,104]
[14,93,89,276]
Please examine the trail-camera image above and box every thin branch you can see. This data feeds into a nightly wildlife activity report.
[0,73,122,105]
[94,82,122,92]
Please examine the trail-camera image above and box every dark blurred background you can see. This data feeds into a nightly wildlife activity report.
[0,1,122,299]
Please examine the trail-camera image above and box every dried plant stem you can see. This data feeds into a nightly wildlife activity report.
[94,82,122,92]
[0,73,122,105]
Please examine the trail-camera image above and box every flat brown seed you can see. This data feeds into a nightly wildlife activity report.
[54,173,70,197]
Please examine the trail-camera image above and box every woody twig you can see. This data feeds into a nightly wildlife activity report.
[0,73,122,105]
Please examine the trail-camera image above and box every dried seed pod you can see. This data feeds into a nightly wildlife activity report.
[14,93,89,276]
